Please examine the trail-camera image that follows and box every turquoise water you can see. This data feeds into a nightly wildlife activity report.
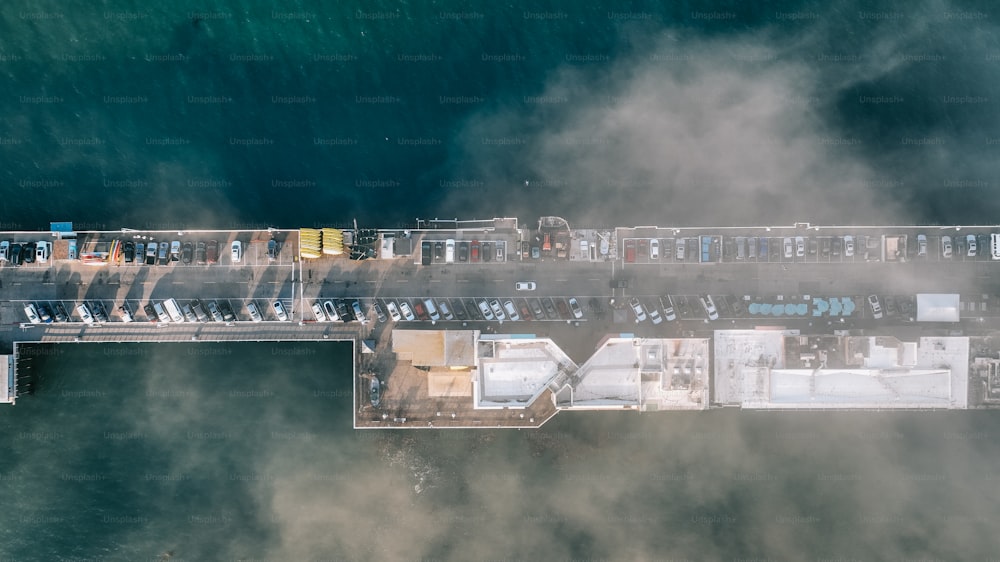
[2,0,1000,229]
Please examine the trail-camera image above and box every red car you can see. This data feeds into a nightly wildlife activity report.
[624,239,636,263]
[470,240,480,262]
[413,301,430,321]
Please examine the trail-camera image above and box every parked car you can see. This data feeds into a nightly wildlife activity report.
[421,241,432,266]
[445,239,455,263]
[158,242,169,263]
[529,298,544,318]
[844,235,855,257]
[231,241,242,263]
[941,236,952,258]
[515,281,536,291]
[674,238,685,261]
[9,243,22,266]
[434,242,443,260]
[206,240,219,264]
[91,302,109,323]
[0,240,8,261]
[967,234,977,257]
[470,240,480,262]
[76,303,94,324]
[385,301,402,322]
[123,241,136,263]
[629,297,647,322]
[868,295,883,319]
[489,299,506,321]
[373,302,388,322]
[659,296,677,321]
[207,301,224,322]
[568,298,584,319]
[170,241,181,261]
[273,301,288,321]
[649,238,659,259]
[352,301,368,324]
[246,302,263,322]
[542,298,559,319]
[916,234,927,257]
[496,244,505,261]
[323,300,341,322]
[182,303,197,323]
[437,300,453,321]
[143,304,157,322]
[648,305,663,325]
[555,298,571,319]
[195,241,207,264]
[52,302,69,323]
[181,242,193,264]
[312,302,327,322]
[22,242,36,264]
[503,300,520,321]
[477,300,495,321]
[795,237,805,257]
[399,301,416,321]
[413,301,430,321]
[190,299,209,322]
[624,239,636,263]
[700,295,719,320]
[23,303,41,324]
[267,239,278,261]
[482,241,492,262]
[458,241,469,262]
[451,299,468,320]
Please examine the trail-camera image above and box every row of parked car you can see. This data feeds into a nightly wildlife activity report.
[21,298,295,324]
[339,296,588,323]
[624,232,1000,263]
[420,239,506,265]
[0,241,52,266]
[122,239,245,266]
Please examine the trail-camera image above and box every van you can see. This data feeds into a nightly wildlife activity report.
[423,299,441,321]
[445,239,455,263]
[992,233,1000,260]
[163,298,184,323]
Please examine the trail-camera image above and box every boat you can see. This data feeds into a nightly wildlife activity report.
[79,252,108,265]
[370,377,381,408]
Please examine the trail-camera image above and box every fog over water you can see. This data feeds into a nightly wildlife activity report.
[3,0,1000,560]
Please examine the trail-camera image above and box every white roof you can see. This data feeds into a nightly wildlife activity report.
[916,293,960,322]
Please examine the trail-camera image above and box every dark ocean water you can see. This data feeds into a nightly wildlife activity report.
[4,0,1000,560]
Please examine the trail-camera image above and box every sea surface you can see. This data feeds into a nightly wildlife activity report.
[3,0,1000,560]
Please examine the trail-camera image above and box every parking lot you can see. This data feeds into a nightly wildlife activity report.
[620,231,1000,265]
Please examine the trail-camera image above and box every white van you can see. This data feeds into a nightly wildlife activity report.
[423,299,441,321]
[992,233,1000,260]
[445,239,455,263]
[163,298,184,322]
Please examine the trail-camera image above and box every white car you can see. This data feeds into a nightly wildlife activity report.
[795,237,805,257]
[385,301,402,322]
[916,234,927,257]
[503,300,520,321]
[399,301,415,321]
[628,297,647,322]
[35,241,52,263]
[844,235,855,257]
[648,306,663,325]
[76,303,95,324]
[231,241,242,263]
[941,236,952,258]
[170,241,181,261]
[23,303,41,324]
[783,237,793,258]
[599,236,609,255]
[272,301,288,321]
[207,301,224,322]
[700,295,719,320]
[246,302,263,322]
[868,295,883,319]
[568,297,584,319]
[119,303,134,323]
[515,281,536,291]
[323,300,340,322]
[445,239,455,263]
[490,299,506,321]
[580,239,589,257]
[967,234,977,257]
[352,301,368,324]
[649,239,659,259]
[312,302,327,322]
[477,300,495,321]
[0,240,9,261]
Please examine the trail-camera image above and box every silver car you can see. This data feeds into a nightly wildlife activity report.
[477,300,495,321]
[490,299,506,321]
[323,300,341,322]
[399,301,415,321]
[273,301,288,321]
[385,301,402,322]
[246,302,263,322]
[312,302,327,322]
